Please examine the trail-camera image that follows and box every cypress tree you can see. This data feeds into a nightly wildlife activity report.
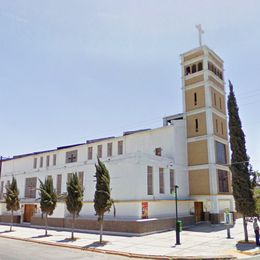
[38,176,57,236]
[5,177,20,231]
[227,80,256,242]
[94,158,114,243]
[66,173,84,240]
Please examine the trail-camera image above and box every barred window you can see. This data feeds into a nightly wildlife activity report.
[25,177,37,198]
[170,169,174,194]
[53,154,57,166]
[46,155,50,167]
[40,157,43,168]
[218,170,229,192]
[155,147,162,156]
[147,166,153,195]
[97,145,102,158]
[33,158,37,169]
[107,143,112,157]
[159,168,164,194]
[88,147,93,160]
[79,171,84,187]
[118,141,123,155]
[56,174,62,195]
[0,181,4,200]
[66,150,77,163]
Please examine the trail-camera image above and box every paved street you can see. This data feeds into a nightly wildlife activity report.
[0,237,131,260]
[0,218,260,259]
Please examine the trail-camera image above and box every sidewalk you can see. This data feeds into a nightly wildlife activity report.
[0,218,260,259]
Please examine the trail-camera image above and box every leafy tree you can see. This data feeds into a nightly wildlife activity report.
[4,177,20,231]
[94,158,115,243]
[66,173,84,240]
[38,176,57,236]
[227,80,256,242]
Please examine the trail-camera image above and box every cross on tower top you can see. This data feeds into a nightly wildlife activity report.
[195,24,204,47]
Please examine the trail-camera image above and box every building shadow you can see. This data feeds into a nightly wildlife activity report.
[0,230,13,234]
[31,234,52,238]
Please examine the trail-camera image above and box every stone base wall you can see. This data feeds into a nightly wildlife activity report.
[0,215,21,223]
[31,215,195,234]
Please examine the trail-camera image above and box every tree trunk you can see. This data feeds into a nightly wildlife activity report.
[45,213,48,236]
[71,214,75,240]
[10,210,13,232]
[243,215,248,242]
[99,214,104,243]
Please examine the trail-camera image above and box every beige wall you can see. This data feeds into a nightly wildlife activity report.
[185,75,204,86]
[209,75,224,90]
[212,113,227,139]
[211,87,226,114]
[185,86,205,112]
[184,50,204,62]
[188,140,208,166]
[189,169,210,195]
[209,52,223,69]
[187,112,207,138]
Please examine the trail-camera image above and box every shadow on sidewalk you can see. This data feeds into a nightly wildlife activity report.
[0,230,14,234]
[236,243,260,252]
[82,241,110,249]
[31,234,52,238]
[186,222,227,233]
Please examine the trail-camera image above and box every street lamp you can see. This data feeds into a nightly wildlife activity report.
[174,185,180,245]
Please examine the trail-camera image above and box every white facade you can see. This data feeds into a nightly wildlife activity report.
[0,120,191,220]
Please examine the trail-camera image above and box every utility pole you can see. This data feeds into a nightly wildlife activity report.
[175,185,180,245]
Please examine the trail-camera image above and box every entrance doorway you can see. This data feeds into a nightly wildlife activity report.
[194,202,203,222]
[23,204,36,223]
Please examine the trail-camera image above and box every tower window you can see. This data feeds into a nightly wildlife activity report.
[218,170,229,192]
[221,122,224,135]
[215,141,227,164]
[214,93,217,106]
[194,92,197,106]
[219,97,222,110]
[195,119,199,132]
[185,66,191,75]
[198,62,203,71]
[216,119,218,133]
[192,64,197,73]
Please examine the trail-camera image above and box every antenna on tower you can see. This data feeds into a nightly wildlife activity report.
[195,24,204,47]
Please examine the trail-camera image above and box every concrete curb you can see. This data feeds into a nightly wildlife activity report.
[0,234,236,260]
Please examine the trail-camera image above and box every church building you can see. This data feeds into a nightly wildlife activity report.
[0,43,234,234]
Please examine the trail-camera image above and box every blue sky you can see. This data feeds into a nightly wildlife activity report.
[0,0,259,170]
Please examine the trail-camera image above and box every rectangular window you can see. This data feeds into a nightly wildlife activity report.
[79,171,84,187]
[216,119,218,133]
[0,181,4,199]
[66,150,77,163]
[46,155,50,167]
[147,166,153,195]
[155,147,162,156]
[214,93,217,106]
[221,122,224,135]
[219,97,222,110]
[118,140,123,155]
[218,170,229,192]
[107,143,113,157]
[98,145,102,158]
[170,169,174,194]
[40,157,43,168]
[195,119,199,132]
[33,158,37,169]
[25,177,37,198]
[56,174,62,195]
[194,92,197,106]
[216,141,227,164]
[88,147,93,160]
[53,154,57,166]
[159,168,164,194]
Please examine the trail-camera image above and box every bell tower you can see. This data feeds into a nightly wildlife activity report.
[181,31,234,223]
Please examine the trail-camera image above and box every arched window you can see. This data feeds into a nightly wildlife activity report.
[185,66,191,75]
[219,72,223,80]
[192,64,197,73]
[198,62,203,71]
